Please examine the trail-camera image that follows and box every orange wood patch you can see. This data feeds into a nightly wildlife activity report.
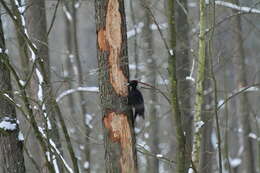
[106,0,128,96]
[98,29,109,51]
[103,112,136,173]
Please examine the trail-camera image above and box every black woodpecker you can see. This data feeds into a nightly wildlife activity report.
[128,80,145,120]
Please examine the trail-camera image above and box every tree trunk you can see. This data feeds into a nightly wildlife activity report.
[129,0,139,79]
[11,0,29,79]
[2,0,78,172]
[199,65,214,173]
[232,1,255,172]
[192,0,206,169]
[9,0,53,171]
[176,1,192,172]
[0,14,26,173]
[63,0,91,171]
[168,0,186,172]
[142,1,159,173]
[223,64,232,173]
[26,0,63,171]
[95,0,138,172]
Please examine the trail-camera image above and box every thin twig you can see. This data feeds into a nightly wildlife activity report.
[47,0,60,36]
[137,144,176,165]
[141,2,172,57]
[217,83,260,111]
[138,81,171,103]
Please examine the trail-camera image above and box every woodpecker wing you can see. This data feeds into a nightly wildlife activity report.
[128,88,145,118]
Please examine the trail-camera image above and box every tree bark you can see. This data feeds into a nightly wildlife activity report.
[26,0,64,171]
[129,0,139,78]
[8,0,53,171]
[63,0,91,171]
[95,0,138,172]
[142,1,159,173]
[232,1,255,172]
[192,0,206,169]
[11,0,29,79]
[0,14,25,173]
[176,1,192,172]
[168,0,186,172]
[199,67,214,173]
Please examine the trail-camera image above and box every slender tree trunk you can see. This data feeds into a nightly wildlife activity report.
[192,0,206,169]
[63,0,91,171]
[199,61,213,173]
[7,0,79,172]
[176,1,192,172]
[9,0,51,171]
[223,64,232,173]
[11,0,29,79]
[0,14,25,173]
[142,1,159,172]
[199,5,217,173]
[95,0,138,172]
[232,2,255,172]
[168,0,186,172]
[26,0,63,171]
[129,0,139,78]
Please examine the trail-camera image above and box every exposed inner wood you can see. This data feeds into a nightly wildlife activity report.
[106,0,128,96]
[103,112,135,172]
[97,29,109,51]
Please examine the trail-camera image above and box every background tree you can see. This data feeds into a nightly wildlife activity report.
[176,0,193,172]
[0,0,259,172]
[0,13,25,173]
[26,0,63,171]
[168,0,186,172]
[192,0,207,169]
[232,1,255,172]
[63,0,91,171]
[142,1,160,172]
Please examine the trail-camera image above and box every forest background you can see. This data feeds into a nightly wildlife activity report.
[0,0,259,173]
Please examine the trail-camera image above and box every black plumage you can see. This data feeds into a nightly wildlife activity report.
[128,80,145,120]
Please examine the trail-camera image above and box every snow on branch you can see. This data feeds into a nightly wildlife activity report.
[215,1,260,14]
[186,59,195,82]
[62,5,72,21]
[38,127,73,173]
[217,84,260,110]
[56,86,99,102]
[0,117,17,131]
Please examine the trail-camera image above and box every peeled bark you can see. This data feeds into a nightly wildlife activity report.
[0,15,25,173]
[95,0,138,172]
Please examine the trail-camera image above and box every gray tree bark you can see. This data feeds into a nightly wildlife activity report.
[176,1,193,172]
[199,67,214,173]
[63,0,91,171]
[232,2,255,172]
[0,14,25,173]
[168,0,186,172]
[142,1,160,172]
[26,0,63,171]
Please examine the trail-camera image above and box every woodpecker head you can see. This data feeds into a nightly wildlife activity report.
[128,80,138,89]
